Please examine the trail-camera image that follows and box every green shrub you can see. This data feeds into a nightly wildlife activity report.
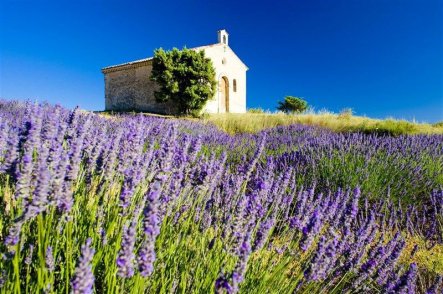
[276,96,308,114]
[150,47,217,115]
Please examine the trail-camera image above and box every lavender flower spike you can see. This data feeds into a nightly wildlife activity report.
[425,275,442,294]
[117,220,137,278]
[46,246,55,272]
[299,209,323,251]
[25,244,34,265]
[215,274,234,294]
[138,178,163,277]
[72,238,95,294]
[388,263,418,293]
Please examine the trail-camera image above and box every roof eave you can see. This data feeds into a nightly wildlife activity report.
[225,46,249,71]
[102,43,249,73]
[101,58,153,74]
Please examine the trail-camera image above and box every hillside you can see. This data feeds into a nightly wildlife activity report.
[101,110,443,136]
[201,112,443,135]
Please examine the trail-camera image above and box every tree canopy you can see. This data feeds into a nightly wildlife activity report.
[150,47,217,115]
[277,96,308,114]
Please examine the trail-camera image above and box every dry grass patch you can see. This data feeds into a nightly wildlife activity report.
[201,113,443,135]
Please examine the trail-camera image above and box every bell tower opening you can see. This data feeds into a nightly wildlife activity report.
[217,29,229,45]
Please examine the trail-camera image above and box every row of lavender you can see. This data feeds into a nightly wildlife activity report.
[0,100,442,293]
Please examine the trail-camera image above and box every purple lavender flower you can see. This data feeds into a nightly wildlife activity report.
[243,133,267,181]
[14,104,42,201]
[24,145,51,218]
[188,135,202,163]
[46,246,55,272]
[231,232,252,292]
[138,178,163,277]
[1,99,443,293]
[350,246,385,290]
[304,229,340,283]
[303,235,328,282]
[0,126,19,174]
[0,270,5,288]
[25,244,34,265]
[343,187,361,227]
[388,263,418,293]
[342,211,377,272]
[4,221,23,247]
[252,217,275,252]
[425,275,442,294]
[71,238,95,294]
[117,220,137,278]
[375,235,406,286]
[215,274,234,294]
[299,209,323,251]
[60,114,92,212]
[410,244,419,258]
[48,146,69,208]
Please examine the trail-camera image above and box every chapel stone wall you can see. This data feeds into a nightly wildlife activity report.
[104,63,177,114]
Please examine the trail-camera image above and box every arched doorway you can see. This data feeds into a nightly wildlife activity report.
[219,76,229,113]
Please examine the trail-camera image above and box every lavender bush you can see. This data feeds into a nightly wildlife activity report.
[0,100,442,293]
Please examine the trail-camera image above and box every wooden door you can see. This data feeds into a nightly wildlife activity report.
[219,77,229,113]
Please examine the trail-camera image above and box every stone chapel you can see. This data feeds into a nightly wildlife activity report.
[101,30,248,114]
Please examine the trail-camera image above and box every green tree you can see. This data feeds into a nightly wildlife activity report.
[277,96,308,114]
[150,47,217,115]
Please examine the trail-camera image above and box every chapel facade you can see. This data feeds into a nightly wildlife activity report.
[101,30,248,114]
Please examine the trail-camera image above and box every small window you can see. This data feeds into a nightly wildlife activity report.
[233,79,237,92]
[223,35,227,44]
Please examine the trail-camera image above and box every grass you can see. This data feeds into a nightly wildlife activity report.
[99,108,443,136]
[199,112,443,135]
[403,237,443,275]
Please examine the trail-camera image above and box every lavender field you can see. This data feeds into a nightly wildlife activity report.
[0,100,442,293]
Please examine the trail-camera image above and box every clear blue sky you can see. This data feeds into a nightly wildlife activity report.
[1,0,442,122]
